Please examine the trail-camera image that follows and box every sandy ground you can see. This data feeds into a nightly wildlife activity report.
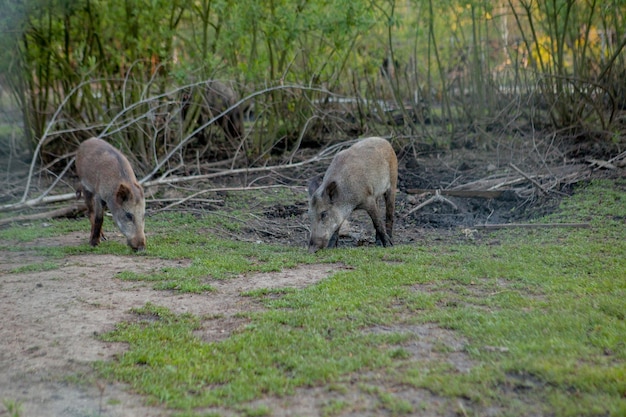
[0,231,342,417]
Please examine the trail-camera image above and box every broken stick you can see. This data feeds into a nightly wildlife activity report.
[471,222,590,230]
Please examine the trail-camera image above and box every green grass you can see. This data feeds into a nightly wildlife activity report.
[10,261,60,274]
[2,179,625,416]
[0,217,85,243]
[0,399,22,417]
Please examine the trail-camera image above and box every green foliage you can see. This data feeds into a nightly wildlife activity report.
[3,0,624,163]
[508,0,625,130]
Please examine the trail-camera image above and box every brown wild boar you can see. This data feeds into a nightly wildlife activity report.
[307,137,398,253]
[75,138,146,252]
[181,80,244,144]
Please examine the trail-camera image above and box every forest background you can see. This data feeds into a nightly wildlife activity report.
[0,0,625,176]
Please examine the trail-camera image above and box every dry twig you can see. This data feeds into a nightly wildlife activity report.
[152,184,300,213]
[405,189,459,217]
[509,163,548,195]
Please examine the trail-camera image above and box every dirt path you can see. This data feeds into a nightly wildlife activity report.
[0,233,337,417]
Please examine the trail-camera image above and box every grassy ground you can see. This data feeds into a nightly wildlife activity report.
[1,178,625,416]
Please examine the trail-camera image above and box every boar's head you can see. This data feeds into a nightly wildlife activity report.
[307,176,350,253]
[111,182,146,252]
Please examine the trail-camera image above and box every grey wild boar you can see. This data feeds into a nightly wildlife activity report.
[75,138,146,252]
[181,80,244,143]
[307,137,398,253]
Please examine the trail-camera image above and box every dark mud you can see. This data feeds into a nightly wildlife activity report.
[214,145,587,250]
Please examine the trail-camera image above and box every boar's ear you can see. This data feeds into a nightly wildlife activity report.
[134,182,145,198]
[325,181,339,203]
[307,175,322,197]
[115,183,132,205]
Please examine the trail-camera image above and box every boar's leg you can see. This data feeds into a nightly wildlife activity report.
[83,189,105,247]
[374,229,393,247]
[327,230,340,248]
[383,188,395,239]
[364,198,393,247]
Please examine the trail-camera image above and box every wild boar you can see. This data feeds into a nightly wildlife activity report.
[307,137,398,253]
[75,137,146,252]
[181,80,244,144]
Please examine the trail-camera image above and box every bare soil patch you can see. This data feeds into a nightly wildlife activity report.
[0,232,340,417]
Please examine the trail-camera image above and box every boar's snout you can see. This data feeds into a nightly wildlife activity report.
[308,236,327,254]
[133,243,146,252]
[308,242,320,254]
[128,236,146,252]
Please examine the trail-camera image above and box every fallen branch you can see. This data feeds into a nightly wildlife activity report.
[587,159,617,170]
[406,188,506,199]
[607,150,626,165]
[0,202,86,226]
[471,222,590,230]
[143,139,350,187]
[143,157,322,188]
[0,192,78,213]
[450,174,522,191]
